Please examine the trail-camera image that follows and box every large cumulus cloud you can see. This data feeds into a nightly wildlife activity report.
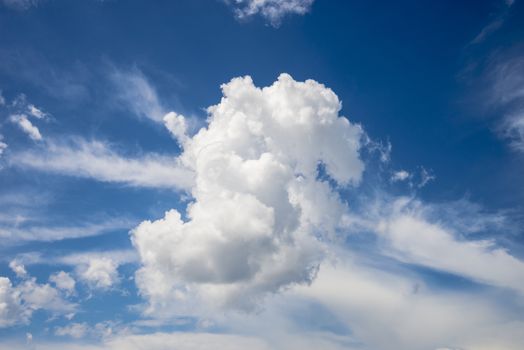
[131,74,364,315]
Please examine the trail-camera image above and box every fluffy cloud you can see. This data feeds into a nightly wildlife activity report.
[132,74,364,315]
[76,257,119,289]
[54,250,136,290]
[0,277,27,327]
[227,0,315,27]
[4,253,524,349]
[0,275,75,328]
[12,138,194,190]
[49,271,76,295]
[9,114,42,141]
[163,111,188,144]
[8,260,27,278]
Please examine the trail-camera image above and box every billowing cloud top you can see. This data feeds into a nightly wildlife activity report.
[132,73,364,315]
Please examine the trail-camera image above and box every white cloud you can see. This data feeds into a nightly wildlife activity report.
[12,138,194,190]
[9,114,42,141]
[27,104,47,119]
[289,256,524,350]
[227,0,315,27]
[0,332,273,350]
[5,252,524,349]
[375,197,524,294]
[8,260,27,278]
[163,111,188,144]
[51,250,136,290]
[0,91,4,105]
[0,217,133,243]
[54,321,120,340]
[391,169,410,182]
[0,277,28,327]
[49,271,76,295]
[110,68,165,123]
[0,275,75,328]
[132,73,364,315]
[76,257,119,290]
[55,323,90,339]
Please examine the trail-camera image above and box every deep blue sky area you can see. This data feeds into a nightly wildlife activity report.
[1,1,524,349]
[2,0,522,210]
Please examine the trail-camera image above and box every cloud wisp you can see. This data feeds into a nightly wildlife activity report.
[0,217,134,244]
[225,0,315,27]
[12,138,194,190]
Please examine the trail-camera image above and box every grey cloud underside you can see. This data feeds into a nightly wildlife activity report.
[132,73,365,314]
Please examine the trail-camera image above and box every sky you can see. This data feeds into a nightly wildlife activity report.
[0,0,524,349]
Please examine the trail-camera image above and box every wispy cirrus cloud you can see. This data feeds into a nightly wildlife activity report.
[375,197,524,295]
[469,0,514,45]
[110,67,166,123]
[0,217,134,244]
[11,137,194,190]
[489,53,524,151]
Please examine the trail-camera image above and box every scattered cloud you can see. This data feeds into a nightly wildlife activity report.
[55,323,90,339]
[55,321,119,340]
[226,0,315,27]
[27,104,47,119]
[0,274,75,328]
[76,257,119,290]
[8,260,27,278]
[49,271,76,295]
[391,169,410,182]
[12,138,194,190]
[55,250,136,290]
[132,73,364,316]
[4,250,524,349]
[9,114,43,141]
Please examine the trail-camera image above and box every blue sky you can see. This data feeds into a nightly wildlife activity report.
[0,0,524,349]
